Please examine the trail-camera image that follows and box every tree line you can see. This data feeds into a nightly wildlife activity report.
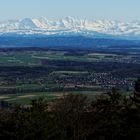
[0,79,140,140]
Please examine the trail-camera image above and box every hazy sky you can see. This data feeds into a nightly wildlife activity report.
[0,0,140,21]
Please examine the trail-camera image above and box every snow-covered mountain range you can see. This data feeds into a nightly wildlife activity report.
[1,17,140,39]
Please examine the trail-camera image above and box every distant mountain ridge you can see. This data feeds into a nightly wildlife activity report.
[0,36,140,49]
[1,17,140,40]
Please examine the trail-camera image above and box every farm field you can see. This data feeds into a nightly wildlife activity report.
[0,47,140,105]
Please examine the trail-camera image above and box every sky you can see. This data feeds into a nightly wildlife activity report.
[0,0,140,21]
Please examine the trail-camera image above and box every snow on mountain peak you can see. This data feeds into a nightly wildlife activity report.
[0,17,140,39]
[19,18,38,29]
